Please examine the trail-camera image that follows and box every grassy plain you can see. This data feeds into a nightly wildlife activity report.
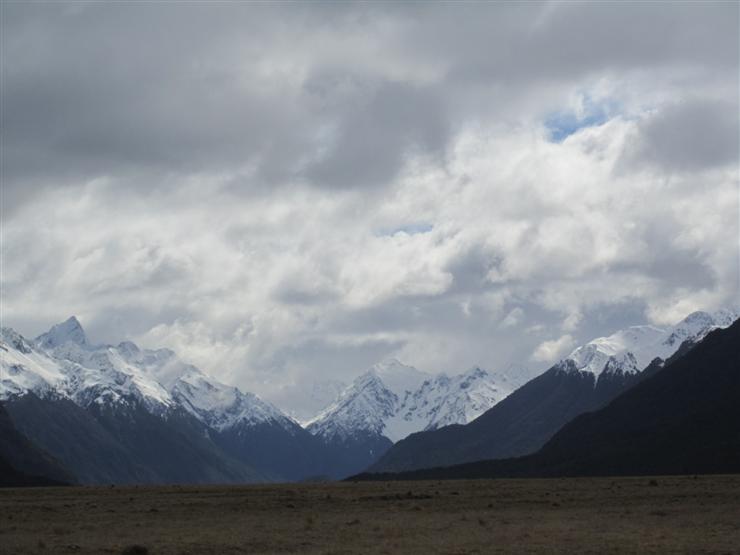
[1,475,739,554]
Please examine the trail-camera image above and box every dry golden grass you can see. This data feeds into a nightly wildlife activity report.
[1,475,739,554]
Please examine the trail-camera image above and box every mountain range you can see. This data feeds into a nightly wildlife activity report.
[2,318,321,483]
[1,308,737,485]
[302,359,522,476]
[0,317,513,483]
[368,308,739,474]
[353,316,740,480]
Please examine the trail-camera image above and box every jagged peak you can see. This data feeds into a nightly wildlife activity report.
[674,308,739,328]
[0,327,34,354]
[35,316,88,349]
[345,371,391,398]
[116,340,141,359]
[554,306,738,380]
[601,352,639,375]
[663,307,739,348]
[554,359,579,373]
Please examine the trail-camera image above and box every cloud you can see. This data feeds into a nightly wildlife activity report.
[1,2,738,409]
[531,334,576,363]
[500,307,525,328]
[304,80,451,189]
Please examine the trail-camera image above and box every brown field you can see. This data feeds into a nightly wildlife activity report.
[1,475,739,554]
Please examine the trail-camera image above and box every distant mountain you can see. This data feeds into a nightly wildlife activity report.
[354,316,740,480]
[5,309,735,484]
[35,316,89,350]
[0,319,333,483]
[305,359,519,476]
[2,325,266,484]
[369,309,739,474]
[0,402,73,487]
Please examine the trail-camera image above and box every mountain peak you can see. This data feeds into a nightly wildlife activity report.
[35,316,88,349]
[557,306,739,379]
[0,327,34,354]
[367,359,429,396]
[663,308,740,348]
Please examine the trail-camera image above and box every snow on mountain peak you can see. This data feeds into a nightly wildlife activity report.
[601,352,639,377]
[306,370,398,441]
[1,327,34,354]
[169,368,291,431]
[35,316,89,350]
[662,308,739,349]
[307,361,514,443]
[564,308,739,377]
[116,341,141,358]
[2,325,293,433]
[425,368,512,426]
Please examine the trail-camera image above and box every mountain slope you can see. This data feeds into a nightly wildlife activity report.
[369,309,737,473]
[307,361,516,442]
[305,371,397,478]
[305,360,517,477]
[0,402,73,487]
[1,319,313,483]
[113,342,333,481]
[3,317,364,482]
[537,317,740,476]
[355,317,740,480]
[4,392,267,485]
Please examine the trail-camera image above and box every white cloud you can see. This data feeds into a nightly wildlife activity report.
[1,2,738,410]
[531,335,576,363]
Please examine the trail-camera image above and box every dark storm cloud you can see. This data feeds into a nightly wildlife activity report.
[4,1,738,212]
[404,2,738,82]
[2,2,312,204]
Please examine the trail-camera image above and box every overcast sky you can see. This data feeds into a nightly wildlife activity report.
[1,1,738,411]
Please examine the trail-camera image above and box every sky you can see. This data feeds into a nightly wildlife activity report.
[1,1,738,413]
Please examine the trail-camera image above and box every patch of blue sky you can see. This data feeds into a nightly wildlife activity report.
[545,95,620,143]
[376,223,434,237]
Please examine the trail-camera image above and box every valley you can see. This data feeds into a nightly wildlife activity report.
[1,475,739,554]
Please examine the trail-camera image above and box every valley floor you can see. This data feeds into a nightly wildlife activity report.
[1,475,739,554]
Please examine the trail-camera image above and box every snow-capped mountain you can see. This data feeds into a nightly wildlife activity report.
[0,317,337,482]
[35,316,89,350]
[0,317,292,432]
[562,308,740,378]
[306,359,518,443]
[366,359,430,398]
[388,367,516,439]
[4,308,737,483]
[307,371,398,441]
[370,308,740,474]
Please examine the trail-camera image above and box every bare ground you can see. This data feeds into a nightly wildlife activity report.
[1,474,739,554]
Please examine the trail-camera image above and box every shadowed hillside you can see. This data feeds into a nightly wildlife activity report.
[355,318,740,481]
